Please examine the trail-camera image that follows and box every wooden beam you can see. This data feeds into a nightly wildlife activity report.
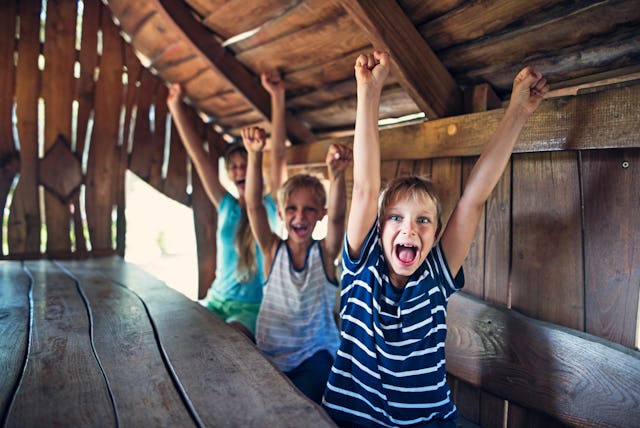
[284,81,640,165]
[446,292,640,427]
[338,0,463,118]
[155,0,315,145]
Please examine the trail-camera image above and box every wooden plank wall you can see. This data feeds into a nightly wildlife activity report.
[0,0,213,293]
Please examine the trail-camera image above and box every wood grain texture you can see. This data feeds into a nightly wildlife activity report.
[228,0,344,54]
[437,0,640,93]
[41,0,77,253]
[511,152,584,329]
[446,292,640,428]
[6,261,116,427]
[129,71,163,185]
[338,0,462,118]
[0,1,19,256]
[430,157,461,232]
[284,82,640,165]
[75,0,100,157]
[0,0,17,152]
[199,0,297,41]
[60,257,336,427]
[154,0,315,144]
[0,262,30,419]
[582,148,640,348]
[9,0,41,254]
[188,117,218,300]
[460,157,484,299]
[59,263,196,426]
[85,11,125,251]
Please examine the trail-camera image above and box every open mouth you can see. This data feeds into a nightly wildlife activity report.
[291,224,309,237]
[235,179,246,186]
[395,243,418,265]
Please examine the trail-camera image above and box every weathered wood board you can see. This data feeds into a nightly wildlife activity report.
[0,258,336,427]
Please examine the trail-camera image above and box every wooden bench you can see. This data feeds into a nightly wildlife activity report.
[446,293,640,427]
[0,257,335,427]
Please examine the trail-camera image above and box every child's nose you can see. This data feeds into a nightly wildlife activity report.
[402,219,416,235]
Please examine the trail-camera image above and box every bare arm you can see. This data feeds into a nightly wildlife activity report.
[261,72,288,200]
[347,51,390,259]
[441,66,549,276]
[242,126,280,267]
[167,84,226,208]
[323,143,353,261]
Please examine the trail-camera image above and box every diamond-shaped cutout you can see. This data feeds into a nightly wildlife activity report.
[38,134,83,203]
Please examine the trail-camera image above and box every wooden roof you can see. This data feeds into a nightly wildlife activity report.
[106,0,640,145]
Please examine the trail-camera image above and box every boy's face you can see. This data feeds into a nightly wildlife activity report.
[226,151,248,194]
[380,194,438,287]
[280,187,326,244]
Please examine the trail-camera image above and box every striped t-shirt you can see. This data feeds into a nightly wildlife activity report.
[323,222,464,427]
[256,240,340,372]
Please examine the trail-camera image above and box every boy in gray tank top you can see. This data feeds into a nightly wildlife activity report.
[243,126,352,404]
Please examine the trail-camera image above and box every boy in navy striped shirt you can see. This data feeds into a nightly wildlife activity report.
[322,51,548,427]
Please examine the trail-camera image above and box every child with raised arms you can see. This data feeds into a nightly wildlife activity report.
[322,51,548,427]
[166,72,287,342]
[242,126,352,404]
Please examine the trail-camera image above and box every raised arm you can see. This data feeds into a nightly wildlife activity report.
[167,84,226,208]
[441,66,548,276]
[261,72,288,200]
[323,143,353,261]
[242,126,280,267]
[347,51,390,258]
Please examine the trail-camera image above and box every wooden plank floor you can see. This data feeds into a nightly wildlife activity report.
[0,258,335,427]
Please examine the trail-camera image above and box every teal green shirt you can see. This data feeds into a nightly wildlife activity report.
[205,192,278,303]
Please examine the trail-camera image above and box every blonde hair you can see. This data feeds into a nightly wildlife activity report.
[223,142,257,282]
[277,174,327,210]
[234,210,256,283]
[379,176,442,232]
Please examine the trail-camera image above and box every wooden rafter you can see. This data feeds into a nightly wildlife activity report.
[338,0,463,119]
[157,0,315,145]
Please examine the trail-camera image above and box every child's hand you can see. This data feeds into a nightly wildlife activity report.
[510,66,549,115]
[166,83,183,110]
[241,127,267,153]
[326,143,353,175]
[261,72,285,97]
[355,50,390,91]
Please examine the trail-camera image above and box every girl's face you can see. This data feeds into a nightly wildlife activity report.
[279,187,326,245]
[226,151,248,195]
[380,194,438,288]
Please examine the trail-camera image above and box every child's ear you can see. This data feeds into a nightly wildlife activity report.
[277,207,284,220]
[321,208,328,219]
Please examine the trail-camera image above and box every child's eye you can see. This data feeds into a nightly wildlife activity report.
[418,217,431,224]
[389,214,401,222]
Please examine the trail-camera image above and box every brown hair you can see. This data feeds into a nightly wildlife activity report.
[224,141,246,164]
[379,176,442,232]
[277,174,327,210]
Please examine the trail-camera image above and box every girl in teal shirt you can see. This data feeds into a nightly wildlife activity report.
[166,73,287,341]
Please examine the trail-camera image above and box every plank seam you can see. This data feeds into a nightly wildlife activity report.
[54,262,122,428]
[85,267,205,428]
[1,264,33,428]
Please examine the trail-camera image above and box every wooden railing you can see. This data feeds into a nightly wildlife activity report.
[446,293,640,427]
